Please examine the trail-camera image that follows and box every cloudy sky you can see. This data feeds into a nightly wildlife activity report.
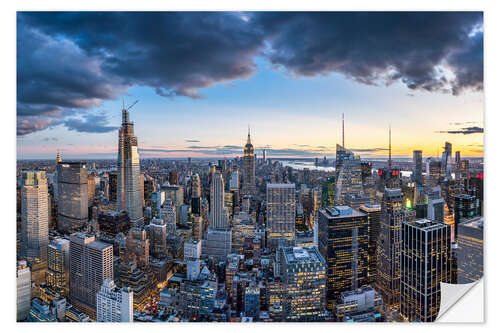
[17,12,484,159]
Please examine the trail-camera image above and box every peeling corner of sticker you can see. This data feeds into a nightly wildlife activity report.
[436,278,484,322]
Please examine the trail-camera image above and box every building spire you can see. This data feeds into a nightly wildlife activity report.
[247,125,251,145]
[388,124,392,168]
[342,113,345,148]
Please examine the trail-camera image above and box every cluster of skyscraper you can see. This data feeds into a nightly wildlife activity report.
[16,108,483,323]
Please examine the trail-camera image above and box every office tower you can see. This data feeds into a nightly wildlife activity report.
[151,190,165,218]
[278,246,326,321]
[26,298,57,322]
[45,238,70,295]
[467,173,484,215]
[376,188,405,309]
[163,184,184,207]
[318,206,369,309]
[457,216,483,283]
[57,162,88,233]
[184,239,202,280]
[441,141,452,179]
[359,204,381,285]
[427,195,444,224]
[428,160,442,187]
[460,159,470,181]
[96,278,133,322]
[109,172,118,202]
[191,173,201,215]
[454,194,480,240]
[266,183,296,250]
[17,260,31,321]
[413,150,423,186]
[21,171,49,263]
[202,228,232,260]
[162,199,177,235]
[69,233,113,319]
[335,286,384,322]
[123,227,150,270]
[97,210,131,237]
[148,217,167,259]
[455,151,461,179]
[334,145,363,206]
[322,177,336,208]
[242,128,256,195]
[230,169,239,191]
[117,103,144,227]
[263,149,266,163]
[400,219,452,322]
[143,177,155,208]
[168,171,179,185]
[210,170,227,229]
[88,174,96,205]
[244,286,260,318]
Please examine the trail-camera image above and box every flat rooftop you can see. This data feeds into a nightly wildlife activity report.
[282,246,324,265]
[322,206,366,219]
[405,218,448,231]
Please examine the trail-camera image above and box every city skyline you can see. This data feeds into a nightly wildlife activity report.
[17,12,483,160]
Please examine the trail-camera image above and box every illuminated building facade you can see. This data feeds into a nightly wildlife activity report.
[376,188,404,309]
[279,246,327,321]
[400,219,451,322]
[454,194,480,240]
[45,238,70,296]
[359,204,381,285]
[266,183,296,250]
[318,206,369,310]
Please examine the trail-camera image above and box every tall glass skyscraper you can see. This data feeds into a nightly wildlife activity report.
[318,206,369,310]
[57,162,88,233]
[400,219,451,322]
[413,150,423,186]
[376,188,405,309]
[117,105,144,226]
[266,183,296,250]
[334,144,363,206]
[21,171,49,263]
[210,170,227,229]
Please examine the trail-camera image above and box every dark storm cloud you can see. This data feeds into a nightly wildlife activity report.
[18,12,483,136]
[436,126,484,135]
[63,113,119,133]
[256,12,483,94]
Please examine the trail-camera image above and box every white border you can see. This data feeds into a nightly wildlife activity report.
[3,1,497,332]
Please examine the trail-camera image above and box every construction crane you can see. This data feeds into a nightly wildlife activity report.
[124,99,139,112]
[121,99,139,123]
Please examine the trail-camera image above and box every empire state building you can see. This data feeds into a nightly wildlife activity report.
[117,103,144,226]
[242,128,256,196]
